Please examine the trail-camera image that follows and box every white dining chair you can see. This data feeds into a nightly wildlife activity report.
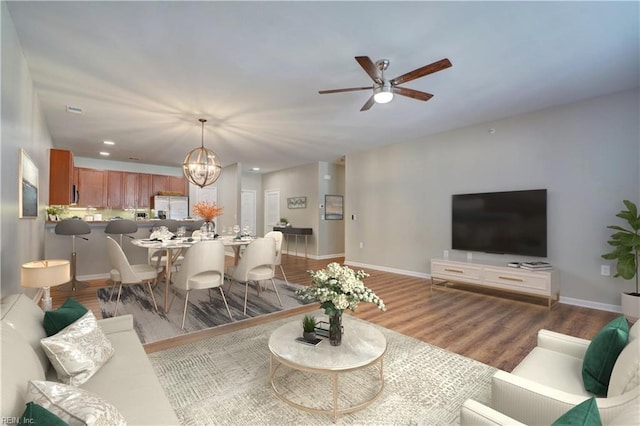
[106,236,158,316]
[264,230,289,286]
[169,240,232,329]
[227,237,282,315]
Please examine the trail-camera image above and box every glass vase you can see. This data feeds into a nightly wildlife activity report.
[329,312,342,346]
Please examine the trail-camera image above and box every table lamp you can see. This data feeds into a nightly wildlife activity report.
[21,260,70,311]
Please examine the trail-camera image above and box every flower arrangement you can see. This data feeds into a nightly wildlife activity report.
[295,262,386,316]
[193,201,224,222]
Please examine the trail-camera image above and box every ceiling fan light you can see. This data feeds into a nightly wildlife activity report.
[182,119,223,188]
[373,83,394,104]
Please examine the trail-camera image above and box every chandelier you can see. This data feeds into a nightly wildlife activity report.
[182,118,222,188]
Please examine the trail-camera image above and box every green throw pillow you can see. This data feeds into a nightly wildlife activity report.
[43,297,88,336]
[19,401,67,425]
[551,397,602,426]
[582,316,629,395]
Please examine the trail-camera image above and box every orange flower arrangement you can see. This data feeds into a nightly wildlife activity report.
[193,201,224,222]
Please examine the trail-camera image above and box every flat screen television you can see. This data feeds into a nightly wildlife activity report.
[451,189,547,257]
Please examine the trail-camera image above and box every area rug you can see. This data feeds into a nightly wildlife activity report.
[148,312,497,425]
[98,279,309,344]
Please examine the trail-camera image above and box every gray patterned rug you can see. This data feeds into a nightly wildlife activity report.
[148,312,496,425]
[98,279,309,344]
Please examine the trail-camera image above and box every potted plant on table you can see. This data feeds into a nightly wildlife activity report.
[302,315,317,341]
[602,199,640,321]
[46,206,62,221]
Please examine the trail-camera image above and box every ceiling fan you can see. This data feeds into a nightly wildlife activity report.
[319,56,452,111]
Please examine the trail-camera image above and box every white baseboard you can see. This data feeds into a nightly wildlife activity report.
[282,251,344,260]
[344,262,622,313]
[77,273,110,281]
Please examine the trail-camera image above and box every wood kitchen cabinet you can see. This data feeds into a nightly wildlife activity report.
[123,172,138,209]
[76,168,106,207]
[137,173,152,207]
[106,171,124,208]
[169,176,187,196]
[49,149,74,205]
[151,175,169,196]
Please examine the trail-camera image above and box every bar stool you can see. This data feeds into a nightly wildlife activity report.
[55,218,91,291]
[105,219,138,299]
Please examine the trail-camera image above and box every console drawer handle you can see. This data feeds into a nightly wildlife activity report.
[498,276,524,282]
[444,268,464,273]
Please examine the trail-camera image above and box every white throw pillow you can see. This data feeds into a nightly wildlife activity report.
[40,311,114,386]
[26,380,126,426]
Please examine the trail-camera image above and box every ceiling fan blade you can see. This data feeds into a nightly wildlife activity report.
[355,56,383,84]
[360,95,376,111]
[393,87,434,102]
[390,58,452,86]
[319,86,372,95]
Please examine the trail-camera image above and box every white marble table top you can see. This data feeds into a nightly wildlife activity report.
[268,315,387,371]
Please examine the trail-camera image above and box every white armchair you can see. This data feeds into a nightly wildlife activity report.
[462,320,639,425]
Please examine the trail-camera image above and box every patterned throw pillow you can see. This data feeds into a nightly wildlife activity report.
[40,311,114,386]
[43,297,88,336]
[26,380,126,426]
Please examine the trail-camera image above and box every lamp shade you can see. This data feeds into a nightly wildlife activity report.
[21,260,70,289]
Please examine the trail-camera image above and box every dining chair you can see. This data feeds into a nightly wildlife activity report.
[104,219,138,301]
[169,240,232,329]
[227,237,282,315]
[264,230,289,286]
[106,236,158,316]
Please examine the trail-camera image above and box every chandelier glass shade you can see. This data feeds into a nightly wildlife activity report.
[182,119,222,188]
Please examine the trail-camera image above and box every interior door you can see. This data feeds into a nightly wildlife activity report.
[264,189,280,233]
[240,190,256,236]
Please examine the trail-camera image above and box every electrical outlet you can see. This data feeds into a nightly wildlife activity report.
[443,250,449,259]
[467,252,473,260]
[359,242,364,249]
[601,265,611,276]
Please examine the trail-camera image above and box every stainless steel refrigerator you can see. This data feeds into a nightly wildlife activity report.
[152,196,189,220]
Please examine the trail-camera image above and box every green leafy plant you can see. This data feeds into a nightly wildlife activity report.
[46,206,62,216]
[602,199,640,295]
[302,315,317,333]
[280,218,288,224]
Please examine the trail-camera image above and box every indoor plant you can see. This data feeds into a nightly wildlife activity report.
[46,206,62,221]
[302,315,317,341]
[295,263,385,346]
[193,201,224,236]
[602,199,640,321]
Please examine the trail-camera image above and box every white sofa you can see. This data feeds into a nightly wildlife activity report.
[461,320,640,425]
[1,293,179,425]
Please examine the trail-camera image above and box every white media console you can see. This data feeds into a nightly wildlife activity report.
[430,258,560,308]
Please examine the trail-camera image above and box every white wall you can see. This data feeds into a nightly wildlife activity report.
[346,89,640,309]
[1,4,53,296]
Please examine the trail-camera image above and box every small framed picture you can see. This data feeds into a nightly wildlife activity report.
[324,195,343,220]
[287,196,307,209]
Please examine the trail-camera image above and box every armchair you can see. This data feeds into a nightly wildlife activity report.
[472,320,639,425]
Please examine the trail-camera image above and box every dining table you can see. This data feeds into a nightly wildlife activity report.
[131,236,256,312]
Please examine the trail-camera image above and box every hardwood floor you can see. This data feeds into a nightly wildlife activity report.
[52,254,621,372]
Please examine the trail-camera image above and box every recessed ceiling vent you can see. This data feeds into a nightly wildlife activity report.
[65,105,83,114]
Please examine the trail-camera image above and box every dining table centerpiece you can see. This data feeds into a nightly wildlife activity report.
[295,262,385,346]
[193,201,224,236]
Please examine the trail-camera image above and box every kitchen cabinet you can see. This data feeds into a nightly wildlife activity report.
[123,172,138,209]
[137,173,152,208]
[49,149,74,205]
[76,168,106,207]
[106,171,124,208]
[169,176,187,196]
[151,175,169,196]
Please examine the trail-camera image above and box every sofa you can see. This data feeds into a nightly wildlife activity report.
[1,293,179,425]
[461,319,640,425]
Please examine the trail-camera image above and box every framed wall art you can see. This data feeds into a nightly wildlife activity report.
[19,148,38,219]
[324,195,343,220]
[287,196,307,209]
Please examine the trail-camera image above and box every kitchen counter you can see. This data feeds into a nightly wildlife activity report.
[44,220,203,279]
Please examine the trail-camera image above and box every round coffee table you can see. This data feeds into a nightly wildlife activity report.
[268,316,387,421]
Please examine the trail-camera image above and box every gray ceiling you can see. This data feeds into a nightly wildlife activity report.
[6,1,639,173]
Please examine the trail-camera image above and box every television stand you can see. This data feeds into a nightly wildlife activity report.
[430,258,559,308]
